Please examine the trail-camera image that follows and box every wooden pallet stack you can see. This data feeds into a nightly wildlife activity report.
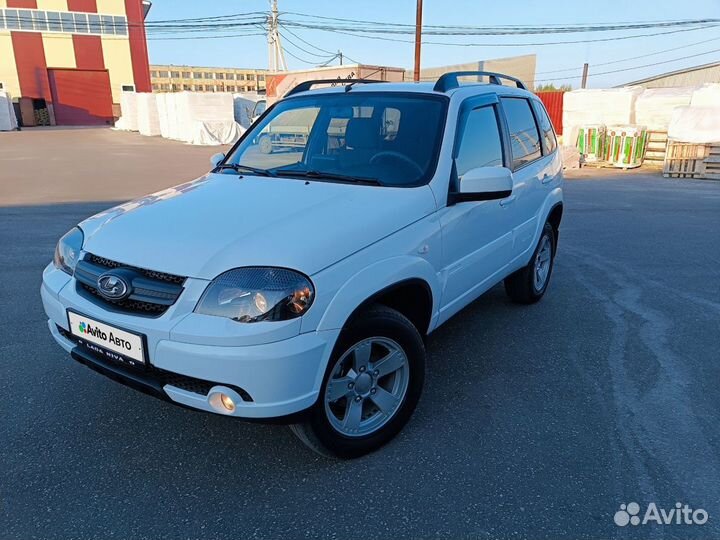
[663,142,720,180]
[644,131,669,168]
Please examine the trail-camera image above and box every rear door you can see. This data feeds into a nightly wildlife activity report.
[497,96,546,259]
[437,95,514,322]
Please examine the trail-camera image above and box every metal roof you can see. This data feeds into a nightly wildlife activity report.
[621,60,720,87]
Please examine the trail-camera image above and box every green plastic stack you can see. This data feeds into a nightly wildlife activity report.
[604,126,648,168]
[576,125,606,162]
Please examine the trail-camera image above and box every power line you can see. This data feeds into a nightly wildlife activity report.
[279,17,719,36]
[282,23,717,47]
[278,24,337,55]
[277,30,336,59]
[341,52,361,64]
[143,12,269,25]
[147,32,266,41]
[283,11,720,31]
[280,45,328,66]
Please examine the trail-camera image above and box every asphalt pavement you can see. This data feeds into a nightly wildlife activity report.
[1,130,720,539]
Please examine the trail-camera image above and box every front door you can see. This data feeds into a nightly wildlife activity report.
[437,100,513,323]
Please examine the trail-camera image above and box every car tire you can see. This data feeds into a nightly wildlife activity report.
[258,134,273,154]
[289,305,425,459]
[504,221,556,304]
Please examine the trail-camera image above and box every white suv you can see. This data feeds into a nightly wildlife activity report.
[42,72,563,458]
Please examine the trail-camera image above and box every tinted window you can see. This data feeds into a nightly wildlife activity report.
[501,97,541,169]
[455,105,503,177]
[532,100,557,154]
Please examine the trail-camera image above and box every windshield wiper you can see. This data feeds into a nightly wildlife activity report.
[215,163,277,177]
[273,169,381,186]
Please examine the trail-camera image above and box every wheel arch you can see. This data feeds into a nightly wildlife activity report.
[547,202,563,243]
[345,278,434,337]
[312,256,440,337]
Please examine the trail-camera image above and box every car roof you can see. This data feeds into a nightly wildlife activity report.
[285,81,534,101]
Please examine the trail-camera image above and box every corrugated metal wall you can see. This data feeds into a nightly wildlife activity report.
[536,91,564,135]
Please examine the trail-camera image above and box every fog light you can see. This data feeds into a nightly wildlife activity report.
[220,393,235,412]
[208,386,241,415]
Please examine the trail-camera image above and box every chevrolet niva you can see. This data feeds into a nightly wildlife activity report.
[42,72,563,458]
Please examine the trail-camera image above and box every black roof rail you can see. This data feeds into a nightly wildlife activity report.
[284,78,386,98]
[433,71,527,92]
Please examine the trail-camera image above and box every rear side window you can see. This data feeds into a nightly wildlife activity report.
[532,100,557,154]
[501,97,541,169]
[455,105,503,178]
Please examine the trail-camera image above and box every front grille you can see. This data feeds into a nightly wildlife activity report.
[87,254,185,285]
[75,253,186,317]
[79,283,169,314]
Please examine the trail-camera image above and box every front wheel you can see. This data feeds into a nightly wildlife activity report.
[258,134,273,154]
[290,305,425,459]
[504,221,556,304]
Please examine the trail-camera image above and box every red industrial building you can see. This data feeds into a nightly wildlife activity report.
[0,0,151,126]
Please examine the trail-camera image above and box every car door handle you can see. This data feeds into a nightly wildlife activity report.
[500,195,517,207]
[541,173,553,184]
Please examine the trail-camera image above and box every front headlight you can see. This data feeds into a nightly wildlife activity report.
[53,227,84,275]
[195,267,314,323]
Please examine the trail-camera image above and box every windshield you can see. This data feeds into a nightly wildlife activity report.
[223,93,447,187]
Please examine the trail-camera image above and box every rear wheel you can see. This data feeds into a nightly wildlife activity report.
[290,305,425,459]
[504,221,556,304]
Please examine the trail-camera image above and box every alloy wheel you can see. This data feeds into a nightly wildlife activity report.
[323,337,410,437]
[533,234,553,291]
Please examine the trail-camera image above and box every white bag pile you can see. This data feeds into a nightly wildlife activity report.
[137,93,161,136]
[666,84,720,143]
[690,83,720,107]
[154,92,243,145]
[562,87,642,144]
[185,92,242,145]
[635,87,694,132]
[668,106,720,143]
[114,91,139,131]
[156,92,181,139]
[0,91,18,131]
[156,93,169,137]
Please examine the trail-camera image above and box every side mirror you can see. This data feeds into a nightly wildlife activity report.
[210,152,225,168]
[451,166,513,203]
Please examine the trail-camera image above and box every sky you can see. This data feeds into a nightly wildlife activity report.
[146,0,720,88]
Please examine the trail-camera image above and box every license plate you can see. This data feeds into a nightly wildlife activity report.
[67,311,146,366]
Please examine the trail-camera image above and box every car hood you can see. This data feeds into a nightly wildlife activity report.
[80,174,437,279]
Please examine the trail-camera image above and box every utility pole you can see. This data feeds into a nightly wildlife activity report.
[413,0,423,81]
[267,0,287,72]
[581,63,589,89]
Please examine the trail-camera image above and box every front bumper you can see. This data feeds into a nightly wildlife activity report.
[41,264,339,419]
